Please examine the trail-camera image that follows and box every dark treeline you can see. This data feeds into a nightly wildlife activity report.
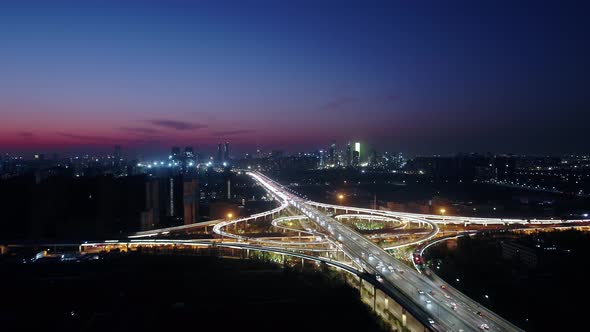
[0,174,146,241]
[0,253,389,332]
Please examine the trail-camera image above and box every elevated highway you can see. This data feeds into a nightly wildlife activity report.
[248,171,522,332]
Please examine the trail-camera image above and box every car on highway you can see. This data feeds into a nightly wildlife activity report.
[418,289,424,295]
[443,293,451,299]
[476,311,484,317]
[479,323,490,330]
[425,299,432,304]
[428,318,435,325]
[376,275,383,282]
[440,285,446,289]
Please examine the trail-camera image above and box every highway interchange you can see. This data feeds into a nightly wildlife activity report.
[247,171,523,332]
[112,170,588,331]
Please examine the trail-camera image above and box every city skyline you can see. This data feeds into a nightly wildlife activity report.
[1,1,589,156]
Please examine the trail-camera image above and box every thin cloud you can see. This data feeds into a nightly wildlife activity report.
[57,132,115,142]
[148,119,207,130]
[213,129,256,136]
[120,127,159,134]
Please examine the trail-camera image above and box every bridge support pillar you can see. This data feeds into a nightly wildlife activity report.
[401,309,407,327]
[358,276,363,296]
[372,285,376,311]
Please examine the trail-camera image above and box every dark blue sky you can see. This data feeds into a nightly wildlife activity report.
[1,0,588,157]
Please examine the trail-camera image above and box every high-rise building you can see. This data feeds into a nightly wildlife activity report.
[163,175,184,218]
[329,142,336,166]
[216,143,223,164]
[369,148,378,166]
[182,146,195,173]
[223,142,230,162]
[318,150,326,168]
[141,179,161,230]
[184,146,194,159]
[353,142,361,166]
[346,142,352,167]
[352,150,360,167]
[183,178,199,225]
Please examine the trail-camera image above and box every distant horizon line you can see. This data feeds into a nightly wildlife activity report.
[2,148,588,161]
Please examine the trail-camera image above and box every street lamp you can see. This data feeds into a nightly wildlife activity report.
[338,194,345,200]
[227,213,233,219]
[439,208,446,215]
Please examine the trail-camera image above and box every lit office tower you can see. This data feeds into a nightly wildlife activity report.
[223,142,230,162]
[329,142,336,166]
[352,142,361,167]
[216,143,223,164]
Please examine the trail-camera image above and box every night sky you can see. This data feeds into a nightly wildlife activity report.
[1,0,589,157]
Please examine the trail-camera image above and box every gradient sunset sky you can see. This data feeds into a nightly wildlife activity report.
[1,0,589,157]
